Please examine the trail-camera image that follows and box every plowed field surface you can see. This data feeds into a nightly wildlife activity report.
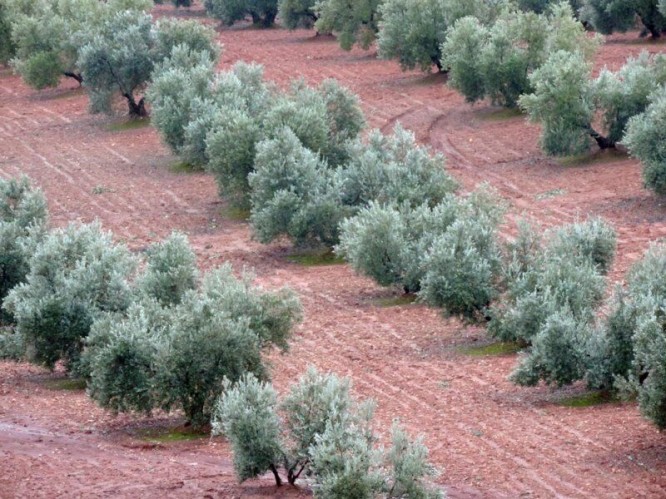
[1,3,666,498]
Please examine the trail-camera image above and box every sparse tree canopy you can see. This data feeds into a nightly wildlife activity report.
[213,367,443,495]
[204,0,279,27]
[314,0,382,50]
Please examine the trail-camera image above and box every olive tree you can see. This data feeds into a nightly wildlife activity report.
[3,222,136,370]
[378,0,506,72]
[79,12,219,118]
[8,0,152,90]
[624,87,666,195]
[204,0,279,27]
[521,50,666,156]
[0,176,48,325]
[442,2,597,108]
[86,262,302,427]
[338,186,505,320]
[213,367,442,496]
[278,0,318,29]
[0,2,17,66]
[581,0,665,38]
[314,0,382,50]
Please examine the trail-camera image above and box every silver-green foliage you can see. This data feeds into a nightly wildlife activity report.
[0,176,48,325]
[249,127,347,247]
[0,2,17,65]
[592,243,666,428]
[204,0,279,27]
[206,72,363,208]
[250,124,455,248]
[213,366,443,496]
[86,262,302,426]
[521,50,666,156]
[3,222,136,370]
[443,3,597,108]
[213,374,283,482]
[490,218,614,345]
[148,46,218,163]
[136,231,198,306]
[378,0,506,72]
[490,219,616,387]
[77,10,155,116]
[338,187,504,320]
[624,87,666,195]
[8,0,152,90]
[314,0,382,50]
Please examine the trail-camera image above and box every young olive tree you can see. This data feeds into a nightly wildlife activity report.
[213,366,443,495]
[204,0,279,27]
[135,231,198,306]
[0,176,48,325]
[442,2,597,108]
[314,0,382,50]
[581,0,665,38]
[3,222,136,370]
[278,0,318,29]
[378,0,506,73]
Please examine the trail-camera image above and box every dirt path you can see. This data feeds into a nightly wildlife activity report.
[1,3,666,497]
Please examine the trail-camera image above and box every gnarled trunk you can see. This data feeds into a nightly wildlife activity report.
[124,93,147,118]
[63,71,83,86]
[586,126,616,150]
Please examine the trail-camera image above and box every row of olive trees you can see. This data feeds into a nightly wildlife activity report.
[214,367,443,496]
[2,0,220,117]
[0,177,302,427]
[489,216,666,430]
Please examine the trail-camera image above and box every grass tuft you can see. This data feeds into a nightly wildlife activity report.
[558,148,628,167]
[106,118,151,132]
[169,161,200,174]
[459,341,523,357]
[219,205,251,221]
[535,188,567,201]
[373,294,418,307]
[557,391,618,408]
[139,426,208,443]
[43,378,87,391]
[286,248,345,266]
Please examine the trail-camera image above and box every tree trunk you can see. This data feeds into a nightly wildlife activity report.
[262,9,277,28]
[432,56,447,73]
[269,464,282,486]
[639,15,661,39]
[125,93,147,118]
[586,126,616,150]
[63,71,83,86]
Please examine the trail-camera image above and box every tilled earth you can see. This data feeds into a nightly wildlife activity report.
[1,3,666,497]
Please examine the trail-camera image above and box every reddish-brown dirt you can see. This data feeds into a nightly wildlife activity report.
[2,3,666,497]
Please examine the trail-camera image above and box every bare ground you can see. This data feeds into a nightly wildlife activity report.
[1,4,666,497]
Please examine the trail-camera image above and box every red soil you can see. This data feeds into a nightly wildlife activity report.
[1,3,666,497]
